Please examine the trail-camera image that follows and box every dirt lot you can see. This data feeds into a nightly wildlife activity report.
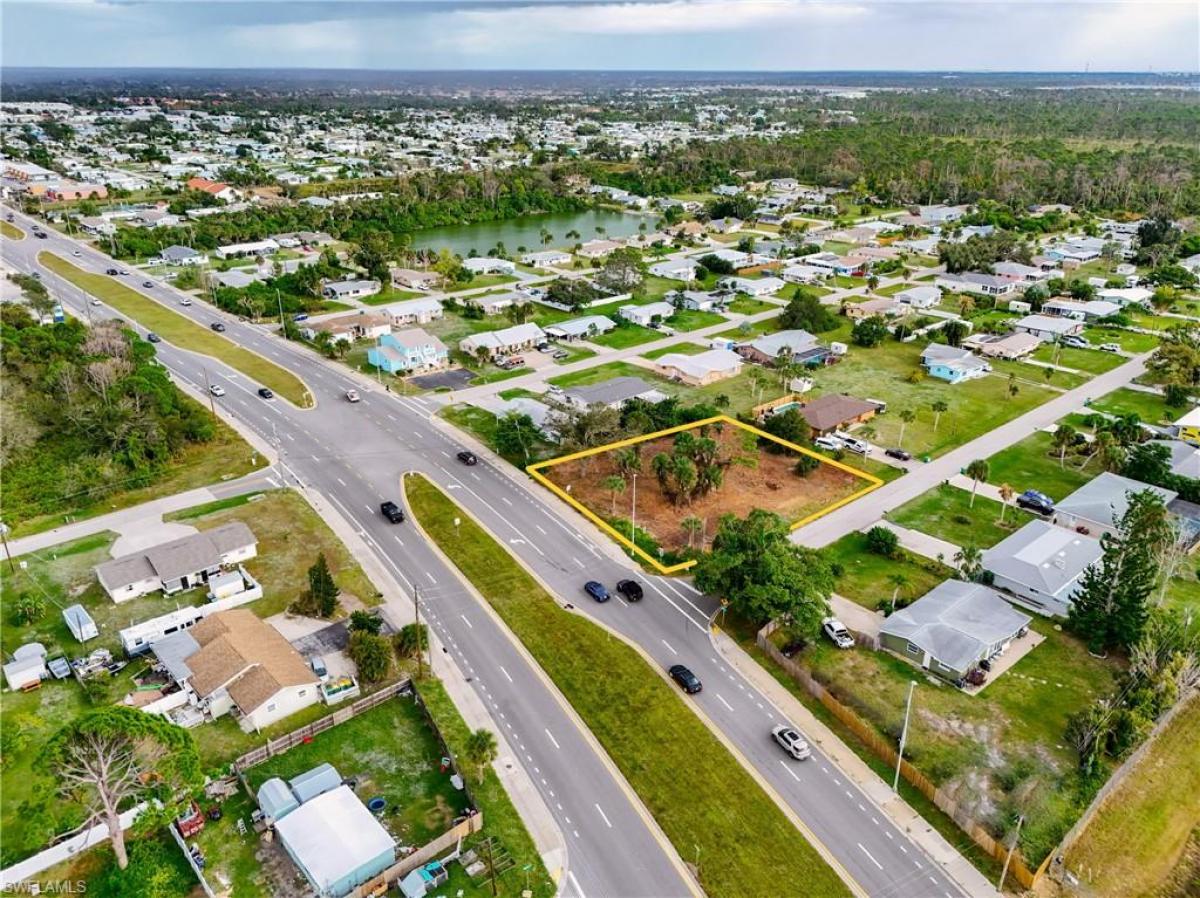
[543,422,867,552]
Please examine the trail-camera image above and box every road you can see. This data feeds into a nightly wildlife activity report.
[4,213,977,898]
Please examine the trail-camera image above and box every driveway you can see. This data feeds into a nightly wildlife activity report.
[410,368,474,390]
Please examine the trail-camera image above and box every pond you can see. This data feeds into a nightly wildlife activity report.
[410,209,651,257]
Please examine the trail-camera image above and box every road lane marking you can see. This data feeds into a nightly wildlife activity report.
[545,729,560,750]
[501,496,512,506]
[568,869,586,898]
[535,525,547,535]
[394,535,404,547]
[661,639,677,655]
[499,666,513,683]
[426,571,437,584]
[460,613,473,628]
[335,477,347,486]
[594,804,612,828]
[857,843,883,870]
[780,760,801,782]
[716,694,734,712]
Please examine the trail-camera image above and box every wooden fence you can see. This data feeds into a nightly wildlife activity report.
[348,812,485,898]
[757,620,1047,890]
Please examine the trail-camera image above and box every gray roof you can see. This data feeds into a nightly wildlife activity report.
[982,520,1103,598]
[161,244,201,261]
[545,315,616,338]
[97,522,256,590]
[62,603,96,633]
[565,376,665,407]
[152,629,201,683]
[1054,473,1176,530]
[1152,440,1200,479]
[881,581,1031,673]
[257,777,300,821]
[290,763,342,804]
[747,329,818,359]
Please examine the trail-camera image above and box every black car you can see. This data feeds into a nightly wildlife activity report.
[210,322,226,332]
[1016,489,1055,516]
[616,579,643,602]
[146,332,162,343]
[457,451,478,466]
[257,387,274,399]
[380,501,405,524]
[885,448,912,462]
[106,268,119,276]
[142,281,154,288]
[669,664,702,694]
[35,231,48,239]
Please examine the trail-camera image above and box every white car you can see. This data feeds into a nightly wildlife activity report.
[814,435,843,451]
[834,432,870,455]
[72,250,81,257]
[209,384,226,397]
[1099,343,1122,353]
[90,298,102,306]
[346,389,360,403]
[822,617,855,649]
[180,297,192,306]
[771,725,812,761]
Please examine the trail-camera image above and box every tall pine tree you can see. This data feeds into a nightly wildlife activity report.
[307,552,340,618]
[1068,490,1174,653]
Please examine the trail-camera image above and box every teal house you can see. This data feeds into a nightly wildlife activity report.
[367,329,449,375]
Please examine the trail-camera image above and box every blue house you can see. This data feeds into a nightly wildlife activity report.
[367,329,449,375]
[921,344,990,384]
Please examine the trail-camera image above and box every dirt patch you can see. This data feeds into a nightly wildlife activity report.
[543,421,867,552]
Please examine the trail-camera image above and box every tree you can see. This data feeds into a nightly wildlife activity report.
[602,475,626,514]
[11,592,45,625]
[760,408,810,451]
[851,315,889,348]
[954,544,983,581]
[930,400,949,432]
[1052,424,1078,468]
[1122,441,1173,486]
[494,411,539,462]
[349,631,392,683]
[865,525,899,558]
[348,610,383,635]
[394,622,428,659]
[681,516,704,549]
[464,728,498,782]
[997,483,1015,523]
[941,320,969,347]
[693,509,835,633]
[1147,326,1200,388]
[307,552,340,618]
[1068,490,1175,653]
[887,572,910,613]
[778,289,837,333]
[896,408,917,448]
[964,458,989,507]
[44,707,201,870]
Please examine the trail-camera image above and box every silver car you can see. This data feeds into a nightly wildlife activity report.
[822,617,855,649]
[772,725,812,761]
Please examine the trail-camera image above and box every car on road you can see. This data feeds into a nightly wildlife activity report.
[616,579,643,602]
[583,581,610,603]
[814,435,843,451]
[210,322,226,332]
[456,450,478,465]
[4,213,12,221]
[142,281,156,288]
[89,298,101,306]
[293,313,309,322]
[257,387,274,399]
[35,232,48,239]
[1016,489,1055,516]
[146,332,162,343]
[668,664,702,694]
[822,617,855,649]
[345,389,360,403]
[180,297,192,306]
[209,385,226,397]
[29,272,40,280]
[885,448,912,462]
[380,501,405,524]
[771,725,812,761]
[118,270,129,276]
[106,268,119,275]
[72,250,81,257]
[1099,342,1122,353]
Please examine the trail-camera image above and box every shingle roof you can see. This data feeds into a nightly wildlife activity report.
[565,376,664,407]
[982,520,1103,597]
[1054,473,1176,529]
[797,394,877,432]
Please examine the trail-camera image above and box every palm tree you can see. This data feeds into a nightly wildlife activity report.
[954,543,983,581]
[930,400,949,432]
[887,572,910,613]
[997,483,1015,523]
[1052,424,1077,469]
[964,458,989,508]
[896,408,917,448]
[613,447,642,478]
[958,295,975,316]
[602,475,626,515]
[464,728,498,783]
[682,516,703,548]
[1007,372,1019,400]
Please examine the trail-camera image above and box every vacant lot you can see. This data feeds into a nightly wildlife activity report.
[541,420,871,553]
[823,532,951,609]
[888,483,1035,549]
[984,430,1095,501]
[41,253,311,405]
[1089,386,1189,425]
[404,475,851,898]
[1065,695,1200,898]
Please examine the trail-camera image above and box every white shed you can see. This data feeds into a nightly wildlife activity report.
[4,643,48,690]
[63,604,99,643]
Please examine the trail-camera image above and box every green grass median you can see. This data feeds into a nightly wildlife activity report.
[1,220,24,240]
[40,253,311,406]
[404,473,851,898]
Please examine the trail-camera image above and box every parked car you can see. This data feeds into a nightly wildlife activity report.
[552,350,570,360]
[210,322,226,332]
[457,450,478,465]
[1016,489,1055,516]
[583,581,610,603]
[668,664,702,694]
[380,501,405,524]
[546,385,564,396]
[345,389,360,403]
[293,313,309,322]
[822,617,855,649]
[814,435,843,451]
[209,385,226,397]
[885,448,912,462]
[1062,335,1090,349]
[309,655,328,680]
[142,281,154,288]
[771,725,812,761]
[836,434,870,455]
[616,579,643,602]
[257,387,274,399]
[536,343,554,353]
[146,332,162,343]
[1099,342,1122,353]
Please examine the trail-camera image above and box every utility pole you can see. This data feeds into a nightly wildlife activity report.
[414,582,425,680]
[630,472,638,556]
[202,368,217,419]
[998,815,1024,893]
[275,288,286,334]
[893,680,916,793]
[0,522,14,573]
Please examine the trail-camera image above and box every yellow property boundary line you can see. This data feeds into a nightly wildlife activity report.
[526,414,883,574]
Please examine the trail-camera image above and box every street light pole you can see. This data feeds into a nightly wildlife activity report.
[893,680,916,793]
[998,815,1025,892]
[202,368,217,419]
[630,472,638,556]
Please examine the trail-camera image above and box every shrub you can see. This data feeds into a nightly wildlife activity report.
[348,610,383,634]
[394,622,428,659]
[348,631,392,683]
[11,593,44,626]
[864,526,899,558]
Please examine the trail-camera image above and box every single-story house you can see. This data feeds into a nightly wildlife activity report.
[781,264,829,285]
[720,276,785,297]
[982,520,1103,617]
[461,257,516,276]
[736,329,830,368]
[802,252,865,277]
[214,269,262,289]
[302,312,392,345]
[521,250,572,268]
[845,297,902,321]
[385,296,443,326]
[150,608,320,731]
[297,230,336,247]
[95,522,258,603]
[562,376,668,411]
[1175,407,1200,446]
[796,394,878,437]
[1013,314,1084,343]
[1151,439,1200,479]
[577,239,625,259]
[63,604,99,643]
[655,348,745,386]
[708,217,742,234]
[618,302,675,327]
[186,177,239,203]
[1097,287,1154,308]
[390,268,441,291]
[649,259,699,282]
[934,272,1017,297]
[963,331,1041,360]
[1042,299,1121,322]
[158,245,208,266]
[215,239,279,259]
[477,396,560,441]
[992,261,1046,284]
[895,286,940,309]
[544,315,616,341]
[1052,472,1179,539]
[921,343,990,383]
[322,279,382,301]
[673,290,733,312]
[880,580,1032,683]
[368,329,449,374]
[699,247,751,268]
[460,322,546,358]
[462,291,519,315]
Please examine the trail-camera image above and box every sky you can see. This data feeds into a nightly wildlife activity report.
[2,0,1198,72]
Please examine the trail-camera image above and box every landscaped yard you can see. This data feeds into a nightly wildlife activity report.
[887,483,1035,550]
[403,475,851,898]
[1088,386,1189,425]
[41,254,312,405]
[665,308,728,331]
[1031,344,1124,375]
[984,430,1095,500]
[823,532,951,609]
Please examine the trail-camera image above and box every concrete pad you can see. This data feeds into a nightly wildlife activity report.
[109,518,197,556]
[267,611,334,642]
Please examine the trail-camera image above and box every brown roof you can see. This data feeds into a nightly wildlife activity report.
[800,394,878,433]
[186,609,317,713]
[186,177,229,195]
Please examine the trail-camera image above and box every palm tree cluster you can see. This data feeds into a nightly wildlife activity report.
[650,429,728,507]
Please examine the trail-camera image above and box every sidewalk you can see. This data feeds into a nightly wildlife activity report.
[709,628,1000,898]
[947,474,1006,504]
[871,519,962,563]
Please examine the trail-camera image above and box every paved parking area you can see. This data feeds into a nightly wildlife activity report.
[410,368,474,390]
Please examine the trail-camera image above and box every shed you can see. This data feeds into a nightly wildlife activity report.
[257,777,300,822]
[290,762,342,804]
[63,604,99,643]
[4,645,47,690]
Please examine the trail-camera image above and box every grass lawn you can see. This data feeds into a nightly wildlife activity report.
[456,273,519,291]
[874,282,913,297]
[1064,695,1200,898]
[589,321,661,349]
[728,296,776,315]
[404,475,851,898]
[497,387,538,400]
[642,341,709,360]
[666,308,728,331]
[1088,387,1189,425]
[1083,326,1159,353]
[715,317,783,340]
[887,483,1035,550]
[360,287,423,306]
[440,404,554,467]
[547,360,653,389]
[633,274,685,301]
[984,430,1095,500]
[2,220,24,240]
[823,532,951,610]
[551,344,596,365]
[1031,344,1124,375]
[41,254,311,406]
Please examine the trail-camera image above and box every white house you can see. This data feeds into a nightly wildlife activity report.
[461,257,516,276]
[895,286,940,309]
[384,296,443,326]
[521,250,572,269]
[215,239,279,259]
[720,276,785,297]
[577,239,625,259]
[1013,314,1084,342]
[1097,287,1154,308]
[95,522,258,603]
[544,315,616,341]
[935,272,1017,297]
[390,268,441,291]
[781,264,828,285]
[1042,299,1121,322]
[618,301,675,326]
[655,348,744,386]
[322,279,382,301]
[460,323,546,357]
[649,259,699,282]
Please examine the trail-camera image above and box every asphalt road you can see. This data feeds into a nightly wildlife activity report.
[3,214,974,898]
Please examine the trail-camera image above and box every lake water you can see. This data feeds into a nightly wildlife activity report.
[410,209,650,257]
